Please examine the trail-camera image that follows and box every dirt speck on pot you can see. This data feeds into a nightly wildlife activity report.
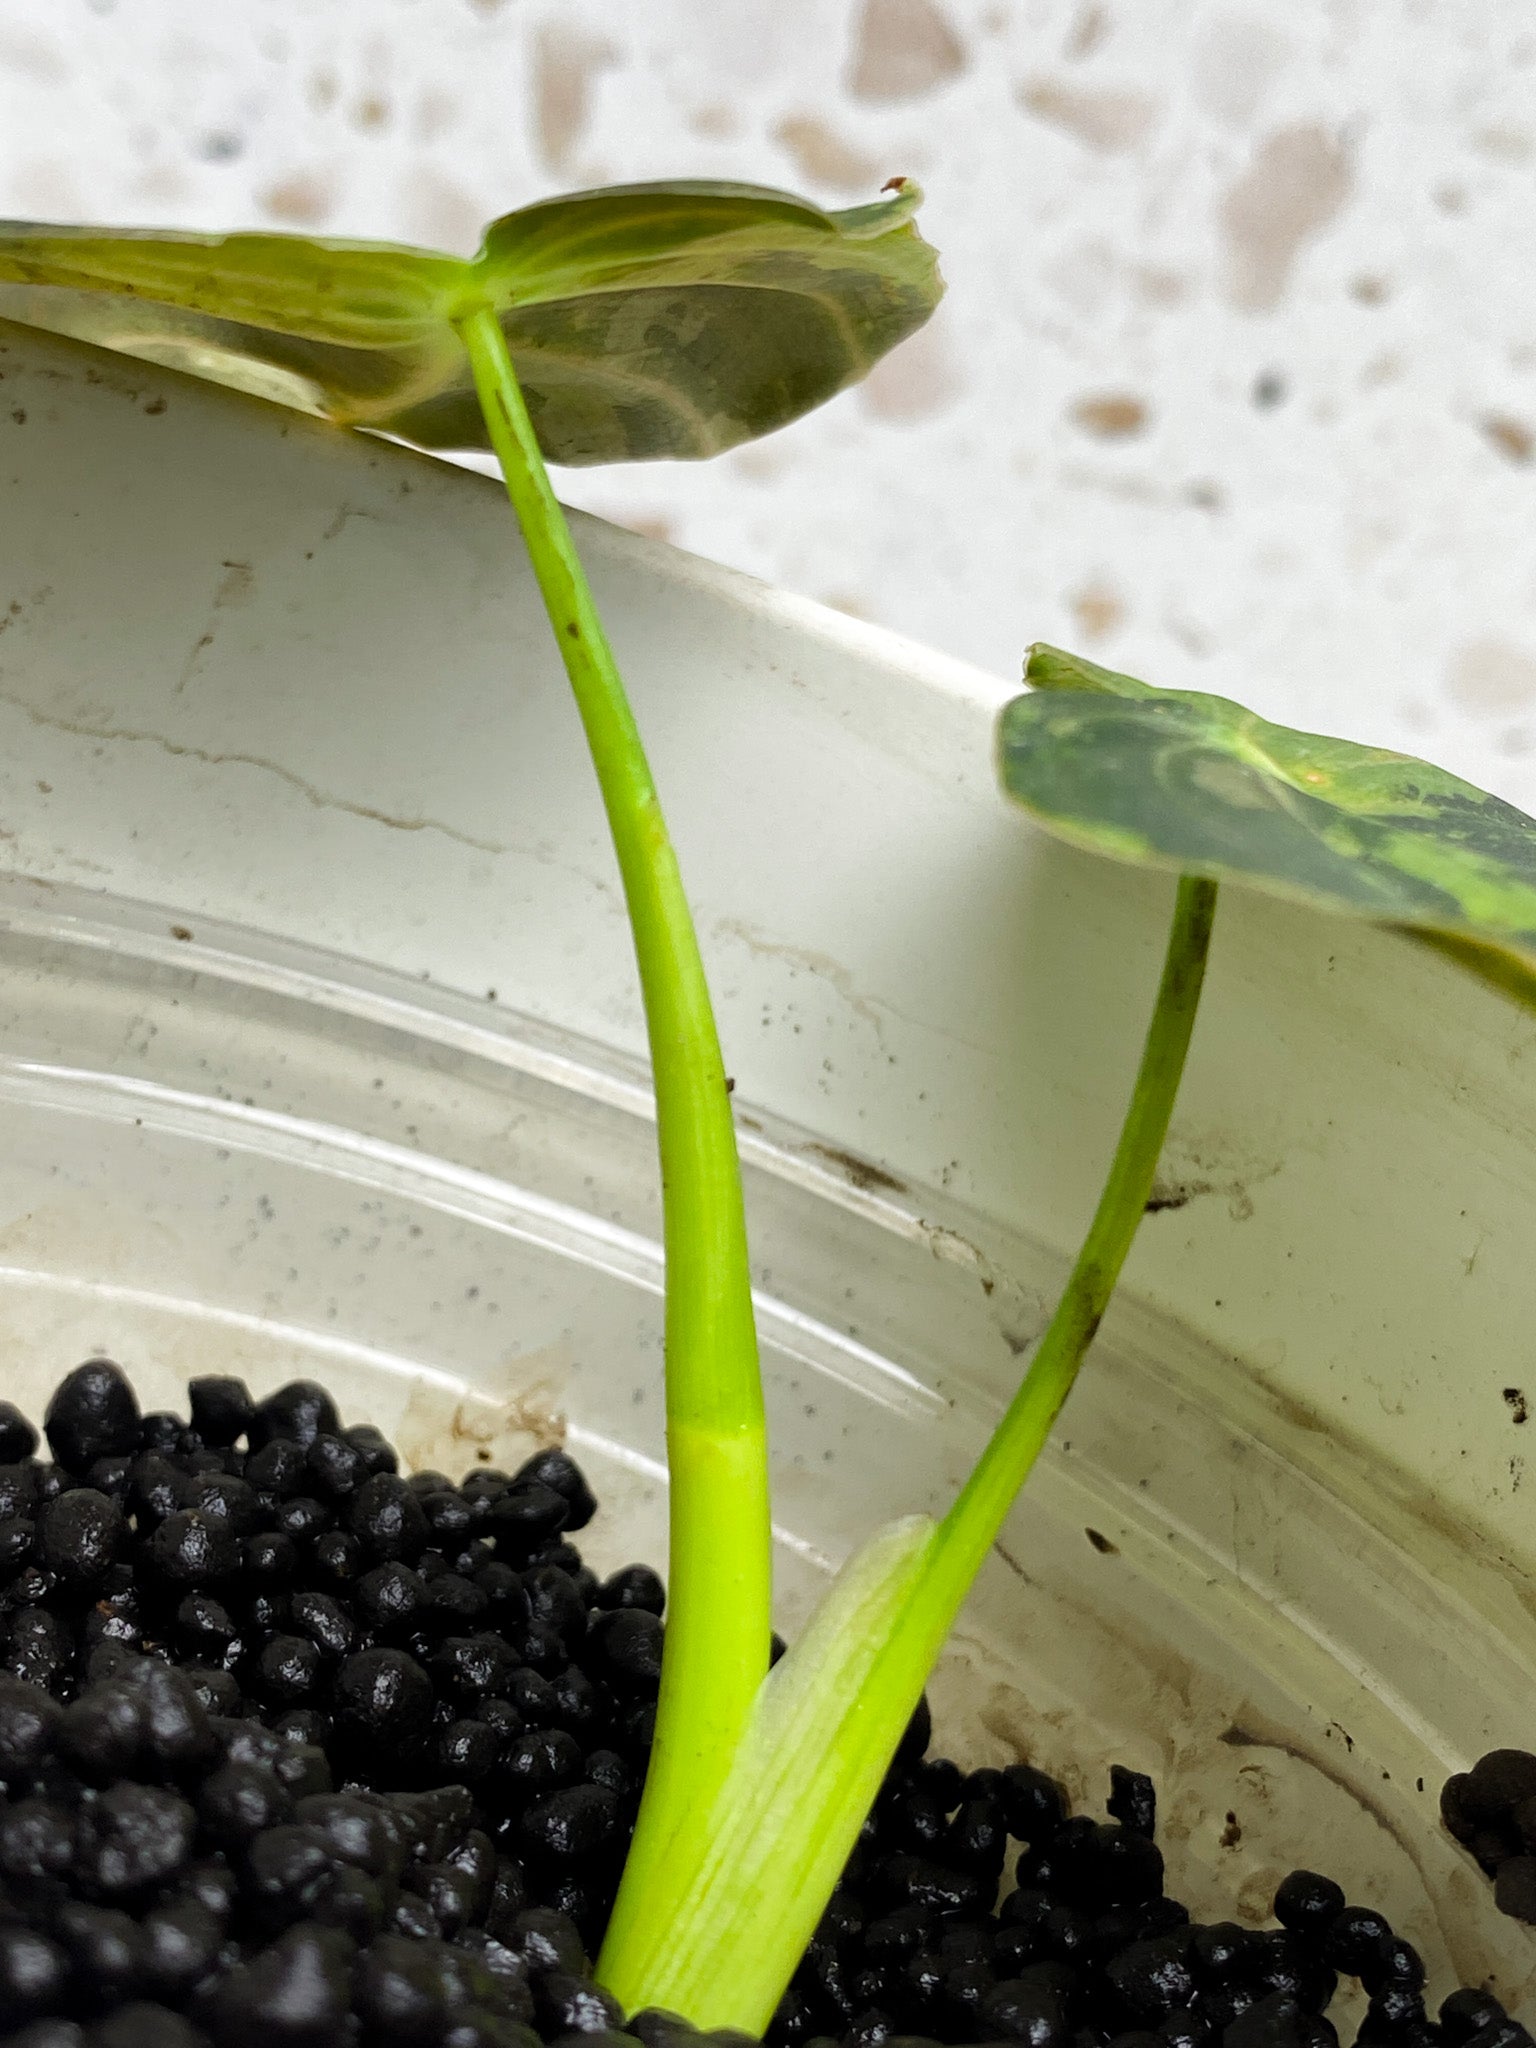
[397,1369,569,1477]
[803,1140,908,1197]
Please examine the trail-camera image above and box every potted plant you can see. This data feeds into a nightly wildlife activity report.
[0,178,1532,2041]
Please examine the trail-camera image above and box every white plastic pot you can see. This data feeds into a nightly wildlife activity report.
[0,316,1533,2012]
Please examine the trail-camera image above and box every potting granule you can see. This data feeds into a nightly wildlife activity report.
[0,1359,1521,2048]
[1442,1756,1536,1929]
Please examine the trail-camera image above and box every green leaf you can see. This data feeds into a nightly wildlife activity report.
[0,179,940,465]
[1000,644,1536,994]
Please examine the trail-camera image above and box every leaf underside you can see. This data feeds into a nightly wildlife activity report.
[0,180,941,466]
[1002,645,1536,980]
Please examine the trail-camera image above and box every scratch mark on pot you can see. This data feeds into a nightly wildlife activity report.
[1260,1381,1328,1436]
[991,1540,1037,1589]
[175,560,256,694]
[918,1219,1003,1303]
[715,917,891,1050]
[0,687,507,854]
[1220,1723,1403,1833]
[176,633,215,694]
[321,504,372,543]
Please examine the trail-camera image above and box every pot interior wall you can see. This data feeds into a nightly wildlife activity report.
[0,877,1527,2018]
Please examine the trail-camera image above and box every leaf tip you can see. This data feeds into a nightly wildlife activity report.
[1023,643,1155,699]
[833,179,927,239]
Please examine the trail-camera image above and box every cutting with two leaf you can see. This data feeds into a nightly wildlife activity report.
[1,178,1532,2027]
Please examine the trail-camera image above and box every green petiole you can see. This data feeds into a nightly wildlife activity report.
[926,873,1219,1609]
[457,250,1215,2039]
[455,303,773,1907]
[598,876,1218,2030]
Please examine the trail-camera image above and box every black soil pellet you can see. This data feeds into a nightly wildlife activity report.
[0,1357,1522,2048]
[0,1409,37,1467]
[1442,1743,1536,1932]
[44,1363,141,1476]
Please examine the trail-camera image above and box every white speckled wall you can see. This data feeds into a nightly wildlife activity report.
[2,1,1535,801]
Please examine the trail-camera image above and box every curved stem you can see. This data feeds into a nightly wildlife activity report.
[598,876,1219,2032]
[925,873,1218,1598]
[456,305,772,1917]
